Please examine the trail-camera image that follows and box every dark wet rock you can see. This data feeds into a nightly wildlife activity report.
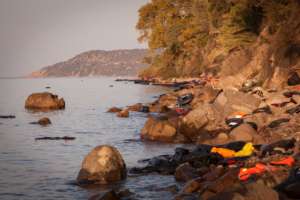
[35,136,75,140]
[30,117,51,126]
[288,72,300,86]
[275,167,300,199]
[117,189,134,199]
[130,154,176,175]
[25,92,65,110]
[0,115,16,119]
[117,110,129,118]
[175,162,199,182]
[268,118,290,128]
[89,190,120,200]
[45,86,51,89]
[77,145,126,185]
[229,123,258,142]
[107,107,122,113]
[175,193,199,200]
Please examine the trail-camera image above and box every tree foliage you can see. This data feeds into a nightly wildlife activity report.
[136,0,297,78]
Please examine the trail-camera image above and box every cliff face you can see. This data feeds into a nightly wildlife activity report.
[30,49,147,77]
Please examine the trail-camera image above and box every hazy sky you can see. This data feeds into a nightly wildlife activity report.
[0,0,148,77]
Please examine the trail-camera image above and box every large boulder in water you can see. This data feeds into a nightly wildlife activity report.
[25,92,65,110]
[77,145,126,185]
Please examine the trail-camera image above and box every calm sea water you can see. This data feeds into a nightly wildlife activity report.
[0,77,185,200]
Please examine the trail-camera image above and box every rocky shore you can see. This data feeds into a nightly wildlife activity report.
[101,74,300,200]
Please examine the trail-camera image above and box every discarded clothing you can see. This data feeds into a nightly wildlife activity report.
[175,107,191,116]
[177,93,193,106]
[140,106,150,113]
[268,118,290,128]
[211,147,236,158]
[235,143,254,157]
[238,163,277,181]
[270,156,295,167]
[225,118,244,128]
[220,141,246,152]
[261,138,296,157]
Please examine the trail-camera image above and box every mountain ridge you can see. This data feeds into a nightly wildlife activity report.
[30,49,148,77]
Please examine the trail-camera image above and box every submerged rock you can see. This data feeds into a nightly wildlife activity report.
[30,117,51,126]
[25,92,65,110]
[0,115,16,119]
[77,145,126,185]
[35,136,75,140]
[107,107,122,113]
[117,110,129,118]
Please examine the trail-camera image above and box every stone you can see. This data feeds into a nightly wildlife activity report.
[77,145,126,185]
[25,92,65,110]
[288,72,300,86]
[127,103,143,112]
[107,107,122,113]
[180,103,225,142]
[229,123,257,142]
[181,177,203,194]
[38,117,51,126]
[117,110,129,118]
[141,117,181,143]
[175,163,199,182]
[89,190,120,200]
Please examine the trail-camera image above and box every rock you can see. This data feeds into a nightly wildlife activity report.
[35,136,75,140]
[0,115,15,119]
[180,103,225,142]
[268,118,290,128]
[229,123,257,142]
[89,190,120,200]
[117,110,129,118]
[265,93,291,107]
[181,177,203,194]
[214,89,261,115]
[174,193,199,200]
[127,103,143,112]
[38,117,51,126]
[107,107,122,113]
[77,145,126,185]
[200,169,239,200]
[175,163,199,182]
[141,117,185,143]
[25,92,65,110]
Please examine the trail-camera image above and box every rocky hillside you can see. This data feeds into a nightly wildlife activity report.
[30,49,147,77]
[137,0,300,90]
